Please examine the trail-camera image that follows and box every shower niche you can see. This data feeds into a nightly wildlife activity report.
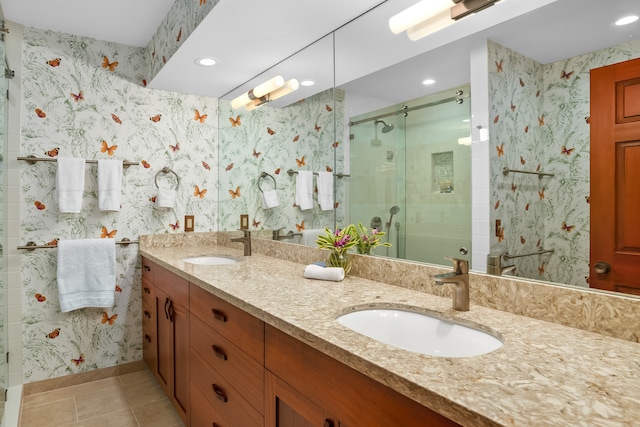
[348,85,472,265]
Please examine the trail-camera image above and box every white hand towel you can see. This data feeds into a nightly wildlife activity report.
[57,238,116,312]
[155,188,176,211]
[261,189,279,209]
[98,159,122,212]
[303,264,345,282]
[316,171,334,211]
[301,229,325,247]
[57,157,86,213]
[295,171,314,211]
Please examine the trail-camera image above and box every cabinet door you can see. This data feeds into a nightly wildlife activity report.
[265,370,333,427]
[171,298,190,421]
[155,287,172,395]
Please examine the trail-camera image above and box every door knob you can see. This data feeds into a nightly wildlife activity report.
[593,261,611,274]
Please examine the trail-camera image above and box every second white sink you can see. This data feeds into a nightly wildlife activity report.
[337,308,502,358]
[183,255,239,266]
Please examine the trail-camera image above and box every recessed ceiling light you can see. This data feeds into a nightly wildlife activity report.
[300,80,316,87]
[422,79,436,85]
[615,15,639,26]
[195,57,217,66]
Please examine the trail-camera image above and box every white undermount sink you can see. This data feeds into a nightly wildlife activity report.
[183,255,240,266]
[337,308,503,358]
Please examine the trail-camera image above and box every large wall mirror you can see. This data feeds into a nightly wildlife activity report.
[218,0,640,295]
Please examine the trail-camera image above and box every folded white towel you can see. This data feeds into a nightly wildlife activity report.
[295,171,314,211]
[261,189,279,209]
[98,159,122,212]
[57,157,86,213]
[301,229,325,247]
[316,171,334,211]
[304,264,345,282]
[155,188,176,211]
[57,238,116,312]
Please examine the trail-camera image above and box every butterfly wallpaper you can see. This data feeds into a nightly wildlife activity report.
[19,27,218,383]
[488,39,640,287]
[218,89,346,234]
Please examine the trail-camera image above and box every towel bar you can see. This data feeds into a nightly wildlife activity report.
[286,169,350,178]
[17,155,140,168]
[17,238,138,251]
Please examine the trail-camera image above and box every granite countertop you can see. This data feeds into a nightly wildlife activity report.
[140,242,640,427]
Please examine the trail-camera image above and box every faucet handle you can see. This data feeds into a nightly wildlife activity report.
[444,257,469,274]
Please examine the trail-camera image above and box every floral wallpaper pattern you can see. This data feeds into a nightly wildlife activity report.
[145,0,219,83]
[489,39,640,287]
[218,89,346,234]
[20,27,218,382]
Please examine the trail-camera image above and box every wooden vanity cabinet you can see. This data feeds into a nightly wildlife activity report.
[189,283,265,427]
[265,325,460,427]
[141,258,190,426]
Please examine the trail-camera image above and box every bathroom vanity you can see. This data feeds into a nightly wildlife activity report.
[140,233,640,426]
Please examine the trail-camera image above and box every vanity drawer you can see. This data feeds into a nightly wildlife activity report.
[190,382,231,427]
[141,257,154,283]
[141,280,155,310]
[154,264,189,308]
[190,283,264,363]
[190,313,264,413]
[142,300,155,331]
[191,350,263,427]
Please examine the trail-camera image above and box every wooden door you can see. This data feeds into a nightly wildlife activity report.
[155,287,172,394]
[590,57,640,294]
[171,299,190,424]
[265,370,330,427]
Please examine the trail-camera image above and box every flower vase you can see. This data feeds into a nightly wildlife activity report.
[327,251,352,275]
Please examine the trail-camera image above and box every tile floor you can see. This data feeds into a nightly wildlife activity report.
[19,368,184,427]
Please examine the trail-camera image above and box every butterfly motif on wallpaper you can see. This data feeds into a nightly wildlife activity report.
[520,236,526,244]
[194,109,207,123]
[202,161,211,170]
[494,200,500,210]
[495,59,503,72]
[252,219,261,228]
[176,27,182,42]
[142,79,147,87]
[314,124,321,132]
[292,135,300,142]
[34,293,46,302]
[46,238,59,246]
[194,186,207,198]
[519,77,525,87]
[520,156,526,165]
[34,201,46,210]
[274,168,281,175]
[150,114,162,123]
[325,104,332,112]
[493,115,499,124]
[102,56,118,72]
[295,221,305,232]
[199,0,206,5]
[496,143,504,157]
[295,156,306,167]
[510,101,516,112]
[170,221,180,230]
[70,91,84,102]
[267,127,275,135]
[538,263,545,275]
[46,57,62,67]
[101,312,117,325]
[169,142,180,152]
[252,149,261,158]
[44,147,59,157]
[538,188,545,200]
[326,166,332,172]
[71,354,85,366]
[496,226,505,243]
[332,141,339,148]
[560,70,574,80]
[100,226,117,239]
[115,284,122,293]
[229,116,241,127]
[101,141,117,155]
[538,115,545,126]
[141,160,151,168]
[525,203,530,211]
[35,108,46,118]
[229,187,240,199]
[45,328,61,339]
[524,125,529,133]
[111,113,122,124]
[561,146,575,156]
[225,163,234,171]
[561,222,575,233]
[511,183,517,193]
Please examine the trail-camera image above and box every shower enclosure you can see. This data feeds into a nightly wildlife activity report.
[348,86,471,265]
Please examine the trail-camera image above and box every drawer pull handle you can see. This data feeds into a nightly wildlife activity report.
[212,345,227,361]
[143,265,151,272]
[144,310,151,319]
[213,423,221,427]
[212,384,228,403]
[143,287,151,294]
[324,419,335,427]
[164,298,170,320]
[211,309,227,323]
[144,334,152,343]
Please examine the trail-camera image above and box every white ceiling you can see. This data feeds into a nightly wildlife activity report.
[0,0,639,109]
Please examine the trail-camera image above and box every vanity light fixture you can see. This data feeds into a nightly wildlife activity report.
[390,0,501,41]
[231,75,300,110]
[615,15,639,26]
[422,78,436,85]
[195,57,217,66]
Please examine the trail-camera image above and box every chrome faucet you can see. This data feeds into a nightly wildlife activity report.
[486,252,516,276]
[433,257,469,311]
[272,228,298,241]
[230,230,252,256]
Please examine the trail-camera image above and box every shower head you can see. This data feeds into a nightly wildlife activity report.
[389,205,400,215]
[375,119,395,133]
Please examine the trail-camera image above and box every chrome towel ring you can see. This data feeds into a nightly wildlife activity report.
[258,171,276,193]
[155,167,180,189]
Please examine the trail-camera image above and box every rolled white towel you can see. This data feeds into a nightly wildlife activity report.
[155,188,176,211]
[261,189,279,209]
[303,264,345,282]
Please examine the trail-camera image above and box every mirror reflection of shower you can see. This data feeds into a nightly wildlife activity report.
[375,119,394,133]
[386,206,400,256]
